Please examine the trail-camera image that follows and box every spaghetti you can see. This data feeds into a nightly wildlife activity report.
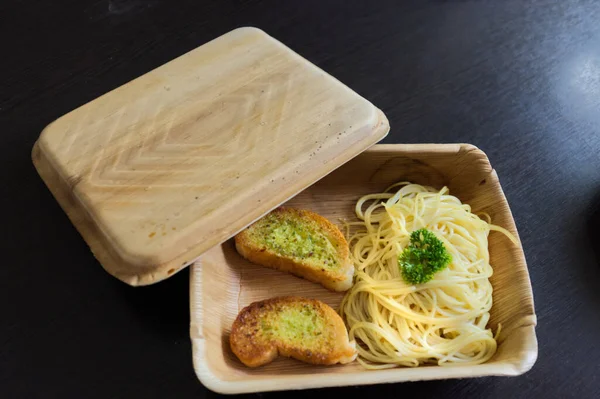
[339,182,517,369]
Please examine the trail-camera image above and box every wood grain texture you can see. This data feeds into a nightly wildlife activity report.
[3,1,600,398]
[31,27,388,286]
[190,144,537,394]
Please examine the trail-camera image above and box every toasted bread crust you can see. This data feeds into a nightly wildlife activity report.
[230,296,357,367]
[235,207,354,291]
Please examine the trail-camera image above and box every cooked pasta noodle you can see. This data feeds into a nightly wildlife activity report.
[339,182,517,369]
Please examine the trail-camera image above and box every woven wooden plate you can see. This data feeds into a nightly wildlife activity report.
[190,143,537,394]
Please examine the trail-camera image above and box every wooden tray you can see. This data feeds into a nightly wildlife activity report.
[190,144,537,394]
[32,27,388,286]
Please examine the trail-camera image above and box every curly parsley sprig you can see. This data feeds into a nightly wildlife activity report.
[399,228,452,285]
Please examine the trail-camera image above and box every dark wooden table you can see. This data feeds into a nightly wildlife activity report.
[2,0,600,398]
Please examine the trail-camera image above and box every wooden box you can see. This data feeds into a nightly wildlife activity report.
[31,27,388,286]
[190,144,537,394]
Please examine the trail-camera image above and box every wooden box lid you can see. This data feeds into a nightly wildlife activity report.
[32,27,389,286]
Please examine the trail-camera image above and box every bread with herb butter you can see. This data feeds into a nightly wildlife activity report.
[234,207,354,291]
[229,296,357,367]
